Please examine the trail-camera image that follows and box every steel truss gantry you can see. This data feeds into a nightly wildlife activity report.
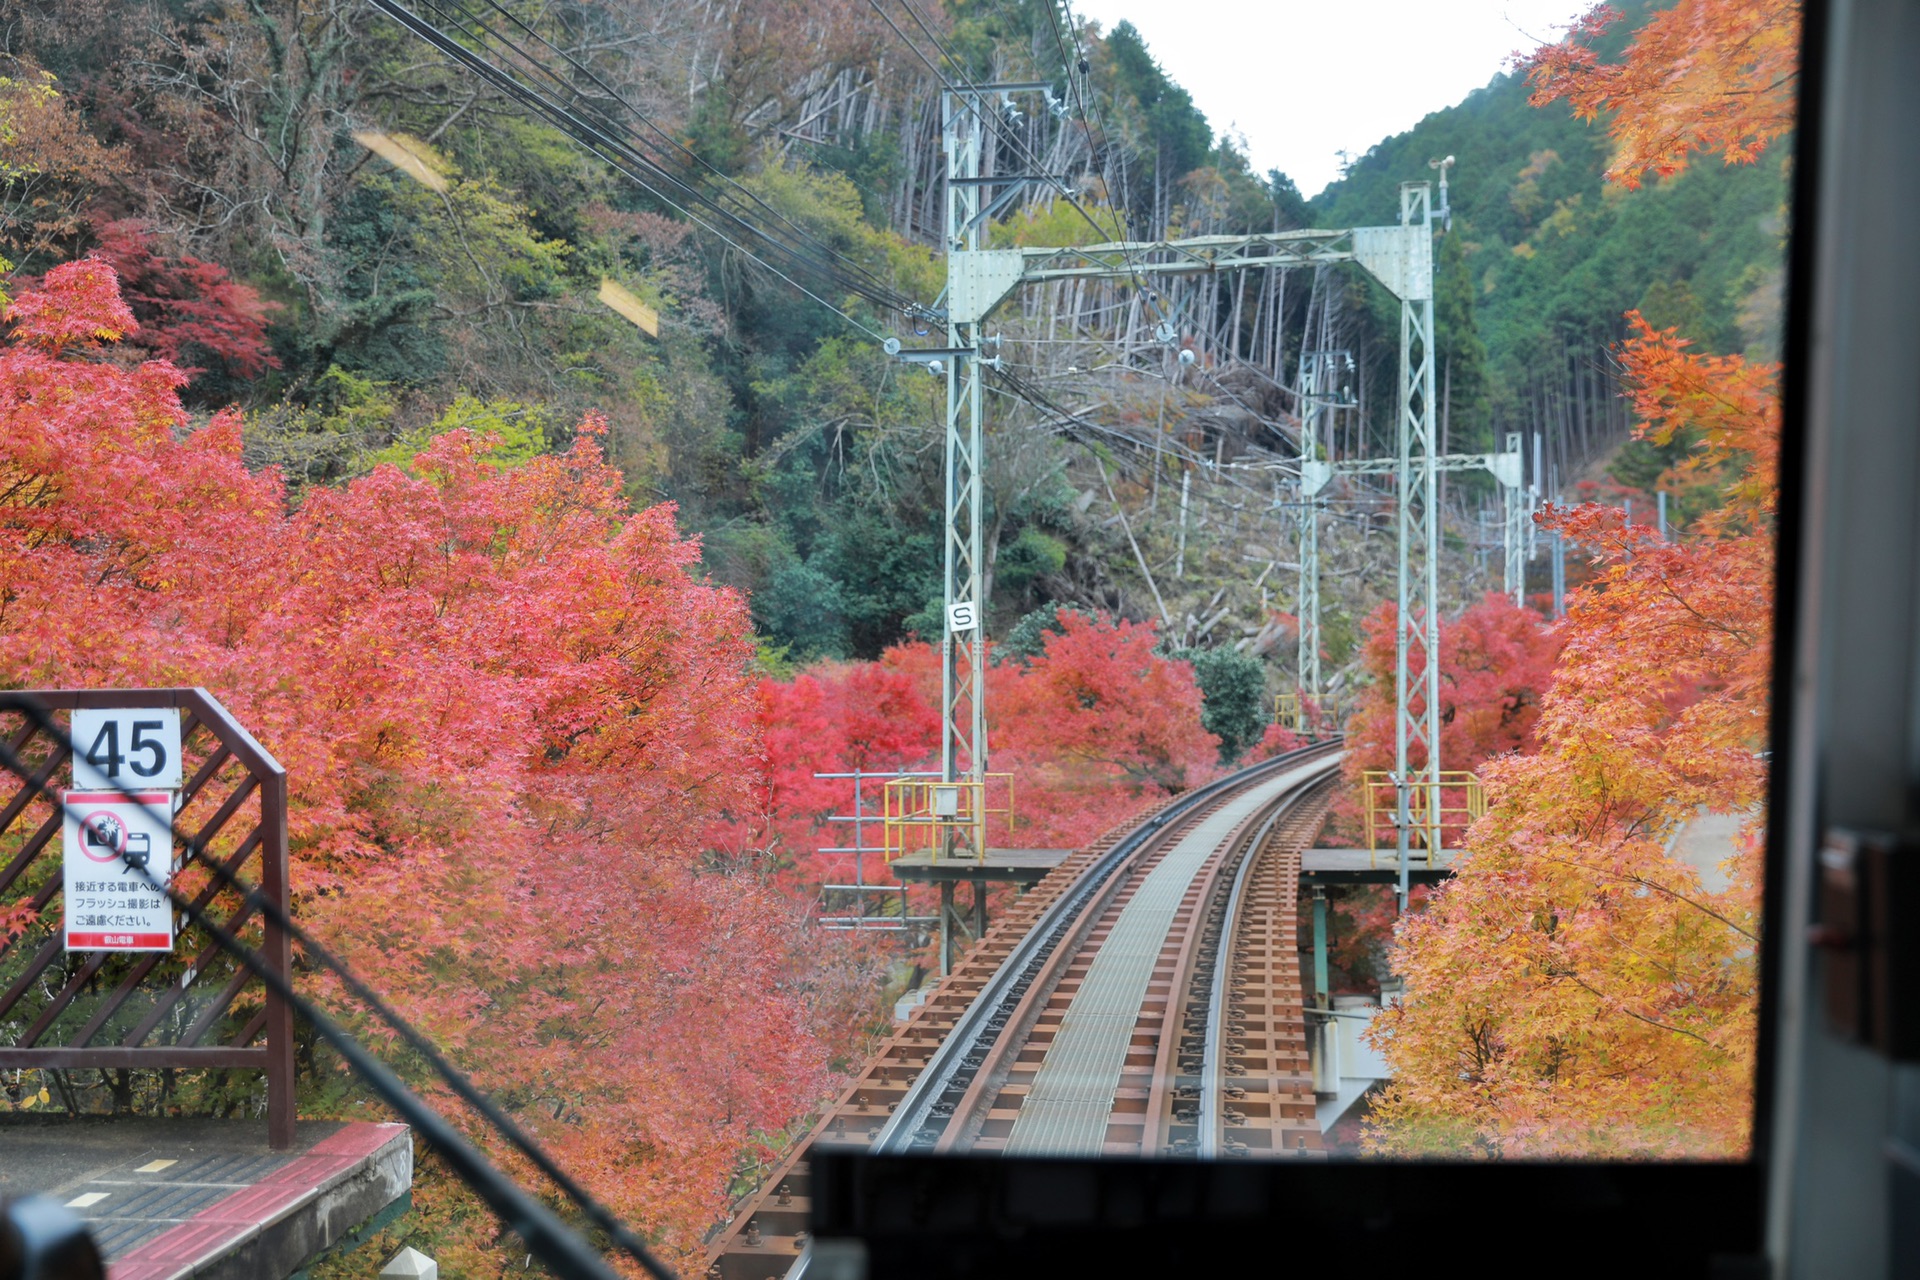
[928,84,1001,862]
[920,102,1500,901]
[1294,351,1336,713]
[1304,442,1528,600]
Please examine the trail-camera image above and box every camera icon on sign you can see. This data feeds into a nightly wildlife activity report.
[82,814,125,861]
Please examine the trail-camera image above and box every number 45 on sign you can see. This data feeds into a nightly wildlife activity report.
[72,708,183,792]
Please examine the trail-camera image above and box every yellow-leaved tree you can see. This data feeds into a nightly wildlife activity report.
[1364,0,1795,1157]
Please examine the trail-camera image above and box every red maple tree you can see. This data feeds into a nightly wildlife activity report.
[0,259,825,1266]
[87,220,279,384]
[1346,592,1564,781]
[728,611,1223,944]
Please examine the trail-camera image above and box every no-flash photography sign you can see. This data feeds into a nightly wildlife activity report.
[62,791,177,951]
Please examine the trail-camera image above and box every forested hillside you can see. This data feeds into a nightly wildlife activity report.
[1314,5,1786,499]
[0,0,1783,668]
[0,0,1794,1266]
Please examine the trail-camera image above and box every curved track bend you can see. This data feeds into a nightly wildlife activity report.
[705,742,1342,1279]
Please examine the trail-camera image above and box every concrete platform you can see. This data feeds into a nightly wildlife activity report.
[888,848,1072,885]
[1300,847,1461,885]
[0,1116,410,1279]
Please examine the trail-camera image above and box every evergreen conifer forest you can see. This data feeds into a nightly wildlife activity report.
[0,0,1793,1269]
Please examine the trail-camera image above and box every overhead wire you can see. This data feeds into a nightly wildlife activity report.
[983,362,1411,530]
[1040,0,1163,315]
[370,0,911,339]
[866,0,1128,261]
[381,1,1354,561]
[415,0,906,308]
[466,0,895,275]
[899,8,1334,517]
[988,363,1297,500]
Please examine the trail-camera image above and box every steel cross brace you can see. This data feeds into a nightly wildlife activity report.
[938,87,992,861]
[929,163,1450,900]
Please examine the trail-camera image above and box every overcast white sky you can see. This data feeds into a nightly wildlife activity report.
[1069,1,1595,197]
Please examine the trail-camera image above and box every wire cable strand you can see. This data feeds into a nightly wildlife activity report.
[865,0,1126,259]
[465,0,907,294]
[414,0,906,310]
[371,0,907,338]
[422,0,909,307]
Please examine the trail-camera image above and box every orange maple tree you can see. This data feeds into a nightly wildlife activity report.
[0,259,828,1267]
[1366,317,1775,1155]
[1365,1,1794,1156]
[1526,0,1801,189]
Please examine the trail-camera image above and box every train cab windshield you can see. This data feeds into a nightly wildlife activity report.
[0,0,1810,1277]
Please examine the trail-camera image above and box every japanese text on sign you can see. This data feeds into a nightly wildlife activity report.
[62,791,177,952]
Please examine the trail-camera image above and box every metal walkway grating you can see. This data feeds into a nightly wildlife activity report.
[1004,763,1324,1155]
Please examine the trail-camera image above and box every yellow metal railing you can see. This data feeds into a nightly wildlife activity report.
[1274,689,1336,736]
[1361,770,1486,865]
[883,773,1015,862]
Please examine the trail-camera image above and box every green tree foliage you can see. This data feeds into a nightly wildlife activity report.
[1105,21,1212,190]
[1311,0,1788,432]
[1435,230,1492,452]
[1001,603,1091,664]
[1175,645,1269,762]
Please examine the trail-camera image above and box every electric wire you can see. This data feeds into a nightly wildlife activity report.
[989,363,1261,483]
[413,0,908,312]
[977,364,1403,533]
[381,4,1356,535]
[0,696,678,1280]
[864,0,1125,260]
[369,0,908,339]
[465,0,905,292]
[1040,0,1162,314]
[426,0,910,310]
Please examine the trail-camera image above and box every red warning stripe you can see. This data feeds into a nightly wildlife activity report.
[67,932,171,948]
[64,791,173,804]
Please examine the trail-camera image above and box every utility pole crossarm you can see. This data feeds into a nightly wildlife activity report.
[1331,452,1516,478]
[942,225,1432,325]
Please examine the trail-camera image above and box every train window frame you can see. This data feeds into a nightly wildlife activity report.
[791,0,1845,1273]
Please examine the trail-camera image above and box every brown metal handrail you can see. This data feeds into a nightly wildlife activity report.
[0,689,293,1148]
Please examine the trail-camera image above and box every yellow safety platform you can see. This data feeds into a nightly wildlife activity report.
[1360,769,1486,865]
[882,772,1014,862]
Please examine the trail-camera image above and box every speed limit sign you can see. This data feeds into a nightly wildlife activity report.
[71,708,183,791]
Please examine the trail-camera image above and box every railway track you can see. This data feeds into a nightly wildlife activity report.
[705,742,1342,1279]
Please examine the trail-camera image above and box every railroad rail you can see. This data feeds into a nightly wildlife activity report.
[705,742,1342,1279]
